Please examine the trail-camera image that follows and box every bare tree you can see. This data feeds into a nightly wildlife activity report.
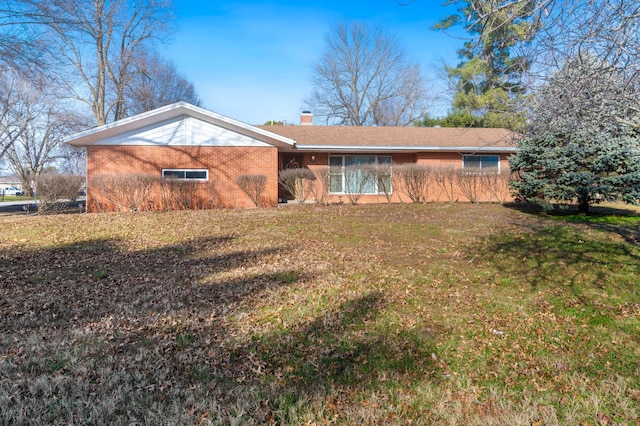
[446,0,640,127]
[0,69,87,193]
[510,54,640,213]
[19,0,173,125]
[126,50,201,115]
[58,144,86,175]
[530,0,640,128]
[307,21,429,126]
[0,66,33,160]
[0,2,51,75]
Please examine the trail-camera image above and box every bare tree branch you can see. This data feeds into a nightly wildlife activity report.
[17,0,173,125]
[307,21,430,126]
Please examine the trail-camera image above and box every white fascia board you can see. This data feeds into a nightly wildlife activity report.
[293,145,517,153]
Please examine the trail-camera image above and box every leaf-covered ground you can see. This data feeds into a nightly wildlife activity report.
[1,203,639,425]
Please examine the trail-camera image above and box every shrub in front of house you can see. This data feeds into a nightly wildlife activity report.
[278,168,316,204]
[236,174,267,207]
[35,173,85,214]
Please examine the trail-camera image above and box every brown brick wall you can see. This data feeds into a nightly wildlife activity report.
[86,145,278,211]
[283,151,514,204]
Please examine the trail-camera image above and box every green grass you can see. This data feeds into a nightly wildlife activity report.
[0,203,639,424]
[0,194,31,202]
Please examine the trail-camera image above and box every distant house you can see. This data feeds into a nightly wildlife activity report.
[64,102,518,212]
[0,175,23,192]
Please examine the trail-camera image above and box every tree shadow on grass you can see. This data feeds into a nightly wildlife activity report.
[0,235,301,332]
[221,290,440,421]
[469,215,640,303]
[0,234,441,424]
[505,201,640,246]
[1,234,329,422]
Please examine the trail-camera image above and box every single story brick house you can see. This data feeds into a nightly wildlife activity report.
[64,102,518,212]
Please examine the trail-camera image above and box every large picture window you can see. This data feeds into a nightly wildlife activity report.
[162,169,208,180]
[329,155,392,194]
[462,155,499,173]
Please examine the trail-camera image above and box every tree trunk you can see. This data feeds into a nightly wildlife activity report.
[578,196,590,214]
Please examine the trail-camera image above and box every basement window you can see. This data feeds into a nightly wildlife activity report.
[162,169,208,180]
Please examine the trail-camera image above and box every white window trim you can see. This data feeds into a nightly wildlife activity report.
[462,155,501,173]
[328,155,392,195]
[161,168,209,181]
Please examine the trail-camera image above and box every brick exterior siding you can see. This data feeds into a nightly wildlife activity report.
[283,152,514,204]
[86,145,278,212]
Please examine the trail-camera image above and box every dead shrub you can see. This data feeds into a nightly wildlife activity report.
[236,174,267,207]
[34,173,85,214]
[159,179,201,210]
[433,166,457,202]
[364,164,393,203]
[204,179,219,208]
[343,165,374,205]
[278,168,316,204]
[481,170,512,203]
[90,173,156,212]
[310,168,330,205]
[394,163,432,203]
[455,169,484,203]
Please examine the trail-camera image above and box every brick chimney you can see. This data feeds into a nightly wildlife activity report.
[300,111,313,126]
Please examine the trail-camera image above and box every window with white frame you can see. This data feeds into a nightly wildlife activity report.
[162,169,208,180]
[462,155,499,173]
[328,155,392,194]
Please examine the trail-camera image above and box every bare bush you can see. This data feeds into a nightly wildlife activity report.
[34,173,85,214]
[394,163,431,203]
[343,165,374,205]
[310,168,330,205]
[159,179,201,210]
[90,173,156,212]
[278,168,316,204]
[482,170,512,203]
[433,166,457,203]
[456,169,484,203]
[204,179,218,209]
[365,164,393,203]
[236,174,267,207]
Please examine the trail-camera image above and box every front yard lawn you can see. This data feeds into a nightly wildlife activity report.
[1,203,638,425]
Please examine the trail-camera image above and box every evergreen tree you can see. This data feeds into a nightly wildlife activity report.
[510,55,640,213]
[435,0,543,130]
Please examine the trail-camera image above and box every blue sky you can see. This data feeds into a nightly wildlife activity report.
[162,0,465,125]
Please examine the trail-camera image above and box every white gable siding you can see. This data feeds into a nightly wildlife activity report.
[91,115,271,147]
[183,117,270,146]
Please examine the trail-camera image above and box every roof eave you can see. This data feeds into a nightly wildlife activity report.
[293,145,517,153]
